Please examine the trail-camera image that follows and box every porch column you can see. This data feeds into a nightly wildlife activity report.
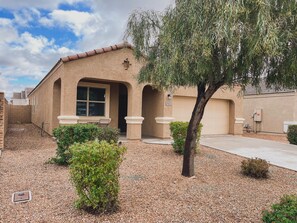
[154,91,175,138]
[58,77,79,125]
[125,85,143,140]
[229,99,244,135]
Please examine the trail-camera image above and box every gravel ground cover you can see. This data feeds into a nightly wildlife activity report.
[243,132,288,143]
[1,124,297,223]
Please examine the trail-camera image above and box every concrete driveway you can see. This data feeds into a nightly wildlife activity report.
[200,135,297,171]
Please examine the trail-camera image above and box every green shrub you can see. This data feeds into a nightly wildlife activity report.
[69,141,126,214]
[97,126,119,143]
[262,194,297,223]
[241,157,269,179]
[287,125,297,145]
[52,124,119,165]
[170,121,203,155]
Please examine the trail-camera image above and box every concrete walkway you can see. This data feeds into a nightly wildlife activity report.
[142,138,172,145]
[200,135,297,171]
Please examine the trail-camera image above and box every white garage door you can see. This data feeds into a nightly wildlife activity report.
[173,97,230,135]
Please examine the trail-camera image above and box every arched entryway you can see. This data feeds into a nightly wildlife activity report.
[118,83,128,133]
[52,78,61,130]
[141,85,163,137]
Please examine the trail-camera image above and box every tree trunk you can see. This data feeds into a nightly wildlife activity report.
[182,82,223,177]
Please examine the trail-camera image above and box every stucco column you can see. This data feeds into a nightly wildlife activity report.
[58,77,79,124]
[231,99,244,135]
[154,92,175,138]
[125,85,143,140]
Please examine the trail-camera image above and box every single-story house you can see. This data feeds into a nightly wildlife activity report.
[244,82,297,134]
[28,42,244,140]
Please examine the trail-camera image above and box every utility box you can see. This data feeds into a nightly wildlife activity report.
[253,109,262,122]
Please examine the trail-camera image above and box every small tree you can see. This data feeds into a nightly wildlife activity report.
[125,0,297,177]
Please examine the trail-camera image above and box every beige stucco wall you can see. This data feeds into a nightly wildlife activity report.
[29,63,64,133]
[29,47,243,139]
[29,49,146,138]
[142,86,168,137]
[243,92,297,133]
[109,83,119,129]
[61,49,145,118]
[61,49,147,139]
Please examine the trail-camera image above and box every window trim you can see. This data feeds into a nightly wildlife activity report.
[76,82,110,119]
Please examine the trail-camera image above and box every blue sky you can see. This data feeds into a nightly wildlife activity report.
[0,0,174,98]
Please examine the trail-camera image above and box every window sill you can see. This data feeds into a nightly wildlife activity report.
[78,116,111,124]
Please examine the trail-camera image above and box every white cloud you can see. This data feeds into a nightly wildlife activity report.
[0,75,10,95]
[13,8,41,27]
[90,0,174,13]
[0,0,175,97]
[0,75,31,99]
[12,32,54,54]
[0,0,86,10]
[0,18,12,26]
[77,0,174,50]
[0,18,75,97]
[39,17,53,27]
[40,10,103,37]
[0,18,18,43]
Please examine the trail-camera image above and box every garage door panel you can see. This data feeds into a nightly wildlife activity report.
[173,97,229,135]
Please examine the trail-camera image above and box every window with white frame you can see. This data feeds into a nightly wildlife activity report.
[76,86,106,116]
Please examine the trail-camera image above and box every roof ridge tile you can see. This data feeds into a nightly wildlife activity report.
[61,42,132,62]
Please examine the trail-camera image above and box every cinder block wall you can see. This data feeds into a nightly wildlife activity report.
[8,105,31,124]
[4,97,8,136]
[0,92,8,149]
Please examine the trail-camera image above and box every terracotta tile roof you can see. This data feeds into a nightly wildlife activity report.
[61,42,133,63]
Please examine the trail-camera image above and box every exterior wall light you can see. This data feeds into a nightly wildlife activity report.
[167,93,173,100]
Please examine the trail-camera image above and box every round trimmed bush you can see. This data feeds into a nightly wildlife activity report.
[287,125,297,145]
[69,141,126,214]
[169,121,203,154]
[241,157,269,179]
[52,124,119,165]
